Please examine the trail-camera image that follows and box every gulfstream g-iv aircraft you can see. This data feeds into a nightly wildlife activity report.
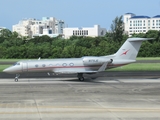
[3,38,153,82]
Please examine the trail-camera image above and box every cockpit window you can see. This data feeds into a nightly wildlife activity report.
[13,62,20,66]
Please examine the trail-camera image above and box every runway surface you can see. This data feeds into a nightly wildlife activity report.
[0,72,160,120]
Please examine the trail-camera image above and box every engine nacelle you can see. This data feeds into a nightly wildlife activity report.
[82,57,112,65]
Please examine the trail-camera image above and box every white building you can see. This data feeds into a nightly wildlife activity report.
[124,13,160,36]
[63,25,107,39]
[12,17,65,37]
[32,28,59,38]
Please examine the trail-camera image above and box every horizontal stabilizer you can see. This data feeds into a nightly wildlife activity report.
[128,38,154,42]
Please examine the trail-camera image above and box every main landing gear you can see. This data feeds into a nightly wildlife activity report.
[77,73,84,81]
[15,74,20,82]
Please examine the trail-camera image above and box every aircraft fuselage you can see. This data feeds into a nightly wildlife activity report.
[4,57,116,74]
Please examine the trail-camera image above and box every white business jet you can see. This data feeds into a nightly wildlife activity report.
[3,38,153,82]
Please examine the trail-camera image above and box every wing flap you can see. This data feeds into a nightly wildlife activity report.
[53,70,97,74]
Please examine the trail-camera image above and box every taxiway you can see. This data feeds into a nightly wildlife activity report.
[0,72,160,120]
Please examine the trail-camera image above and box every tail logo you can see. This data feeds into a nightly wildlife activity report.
[121,49,130,56]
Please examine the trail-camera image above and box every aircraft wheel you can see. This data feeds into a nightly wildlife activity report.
[79,77,84,81]
[15,78,18,82]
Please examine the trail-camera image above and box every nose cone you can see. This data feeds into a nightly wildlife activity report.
[3,68,10,73]
[3,67,14,73]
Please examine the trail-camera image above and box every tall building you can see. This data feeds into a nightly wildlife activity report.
[124,13,160,36]
[12,17,65,37]
[63,25,107,39]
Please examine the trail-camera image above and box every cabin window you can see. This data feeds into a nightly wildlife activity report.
[42,64,46,67]
[69,63,74,66]
[56,63,60,66]
[13,62,20,66]
[49,64,53,66]
[62,63,67,66]
[35,64,38,67]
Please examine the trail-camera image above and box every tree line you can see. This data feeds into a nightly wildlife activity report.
[0,29,160,59]
[0,16,160,59]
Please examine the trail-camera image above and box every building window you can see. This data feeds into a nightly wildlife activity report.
[101,30,104,35]
[126,18,128,22]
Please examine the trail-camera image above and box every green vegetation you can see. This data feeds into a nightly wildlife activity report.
[0,59,21,62]
[109,63,160,71]
[0,29,159,59]
[0,65,11,72]
[136,57,160,60]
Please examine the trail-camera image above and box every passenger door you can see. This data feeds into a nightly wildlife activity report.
[22,62,28,72]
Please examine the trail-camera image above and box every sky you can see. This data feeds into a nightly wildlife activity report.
[1,0,160,30]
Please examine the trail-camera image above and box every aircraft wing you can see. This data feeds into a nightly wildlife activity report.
[98,62,108,72]
[53,70,98,74]
[53,62,110,74]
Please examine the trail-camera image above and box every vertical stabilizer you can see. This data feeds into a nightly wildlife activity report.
[114,38,153,60]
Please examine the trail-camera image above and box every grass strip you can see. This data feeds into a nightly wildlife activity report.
[136,57,160,60]
[0,65,11,72]
[109,63,160,71]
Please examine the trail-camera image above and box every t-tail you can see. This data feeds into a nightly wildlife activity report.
[114,38,153,60]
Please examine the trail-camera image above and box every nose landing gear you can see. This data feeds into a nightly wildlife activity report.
[15,74,20,82]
